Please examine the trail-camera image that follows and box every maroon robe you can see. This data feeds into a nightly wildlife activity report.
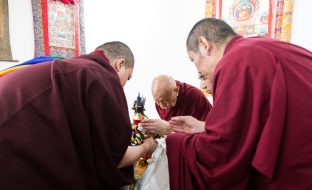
[0,52,133,189]
[166,36,312,189]
[156,80,212,121]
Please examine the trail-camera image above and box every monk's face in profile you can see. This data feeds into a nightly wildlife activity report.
[199,73,212,95]
[188,37,223,86]
[118,67,133,87]
[113,58,133,87]
[153,86,179,109]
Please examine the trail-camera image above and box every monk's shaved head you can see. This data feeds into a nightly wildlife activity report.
[96,41,134,87]
[152,75,176,97]
[187,18,236,53]
[152,75,179,109]
[96,41,134,68]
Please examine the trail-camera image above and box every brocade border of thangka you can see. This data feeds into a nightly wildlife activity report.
[273,0,293,42]
[205,0,217,18]
[31,0,85,58]
[32,0,44,57]
[78,0,85,55]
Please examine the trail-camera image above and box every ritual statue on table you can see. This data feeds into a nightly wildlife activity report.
[130,93,153,180]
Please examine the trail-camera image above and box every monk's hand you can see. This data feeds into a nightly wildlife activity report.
[140,119,172,137]
[142,136,158,154]
[169,116,205,134]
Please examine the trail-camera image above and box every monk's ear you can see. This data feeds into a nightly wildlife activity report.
[198,36,213,56]
[114,59,126,72]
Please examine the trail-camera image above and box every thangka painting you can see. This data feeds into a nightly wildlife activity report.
[31,0,85,58]
[205,0,293,42]
[221,0,272,37]
[0,0,13,61]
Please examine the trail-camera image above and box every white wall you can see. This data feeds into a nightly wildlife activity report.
[0,0,34,70]
[84,0,205,118]
[290,0,312,51]
[2,0,312,118]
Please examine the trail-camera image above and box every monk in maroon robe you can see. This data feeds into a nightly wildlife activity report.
[0,41,157,190]
[167,18,312,189]
[140,74,212,136]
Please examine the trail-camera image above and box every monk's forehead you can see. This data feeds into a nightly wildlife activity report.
[153,88,174,100]
[153,80,174,94]
[153,87,173,99]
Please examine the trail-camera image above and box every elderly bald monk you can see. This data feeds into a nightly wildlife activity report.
[140,74,212,136]
[167,18,312,189]
[0,41,157,190]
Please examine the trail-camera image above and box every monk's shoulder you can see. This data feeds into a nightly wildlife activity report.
[183,83,207,101]
[53,58,117,82]
[220,42,276,70]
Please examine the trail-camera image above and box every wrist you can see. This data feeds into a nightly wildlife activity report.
[198,121,205,133]
[141,142,148,155]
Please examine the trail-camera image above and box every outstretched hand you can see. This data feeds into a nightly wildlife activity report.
[140,119,172,136]
[169,116,205,134]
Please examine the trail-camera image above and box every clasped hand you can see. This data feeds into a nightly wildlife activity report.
[140,119,172,137]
